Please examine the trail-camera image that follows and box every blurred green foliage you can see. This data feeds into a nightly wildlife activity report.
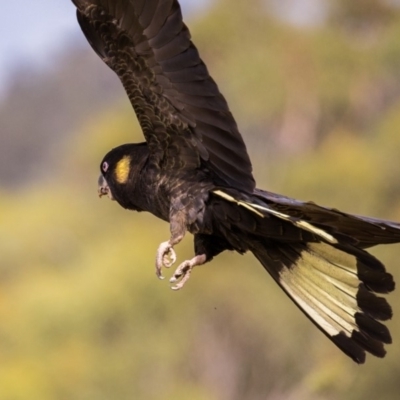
[3,0,400,399]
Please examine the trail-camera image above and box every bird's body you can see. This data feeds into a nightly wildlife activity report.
[72,0,400,363]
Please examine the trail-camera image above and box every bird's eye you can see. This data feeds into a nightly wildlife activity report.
[102,161,109,173]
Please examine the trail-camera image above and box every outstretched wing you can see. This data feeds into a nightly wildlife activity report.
[72,0,255,192]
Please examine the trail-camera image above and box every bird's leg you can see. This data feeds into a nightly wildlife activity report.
[155,241,177,271]
[155,237,181,279]
[168,234,231,290]
[170,254,207,290]
[155,210,187,279]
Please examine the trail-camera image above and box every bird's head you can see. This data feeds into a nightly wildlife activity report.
[98,143,148,208]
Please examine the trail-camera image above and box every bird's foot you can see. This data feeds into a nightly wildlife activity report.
[169,254,207,290]
[155,241,177,279]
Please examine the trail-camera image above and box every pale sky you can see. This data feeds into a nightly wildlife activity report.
[0,0,323,98]
[0,0,212,97]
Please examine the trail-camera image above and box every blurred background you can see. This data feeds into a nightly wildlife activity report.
[2,0,400,398]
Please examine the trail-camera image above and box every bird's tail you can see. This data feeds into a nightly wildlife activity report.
[250,240,394,364]
[212,188,398,363]
[252,188,400,248]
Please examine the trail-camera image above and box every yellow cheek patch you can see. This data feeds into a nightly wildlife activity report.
[114,156,131,184]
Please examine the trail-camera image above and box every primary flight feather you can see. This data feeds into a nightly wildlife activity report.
[72,0,400,363]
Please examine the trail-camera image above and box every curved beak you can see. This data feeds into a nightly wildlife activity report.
[98,175,114,200]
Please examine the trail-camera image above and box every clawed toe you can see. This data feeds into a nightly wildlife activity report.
[170,261,192,291]
[155,241,177,279]
[163,249,176,267]
[156,243,206,288]
[170,254,207,291]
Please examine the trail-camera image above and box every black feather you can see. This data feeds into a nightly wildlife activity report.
[73,0,255,192]
[72,0,400,364]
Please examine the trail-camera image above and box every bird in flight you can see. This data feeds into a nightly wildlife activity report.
[71,0,400,363]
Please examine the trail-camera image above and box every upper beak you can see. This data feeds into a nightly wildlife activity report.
[98,175,114,200]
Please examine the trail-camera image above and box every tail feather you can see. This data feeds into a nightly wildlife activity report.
[254,188,400,248]
[251,241,394,363]
[211,188,398,362]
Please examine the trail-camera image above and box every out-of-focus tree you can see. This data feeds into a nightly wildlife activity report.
[0,47,122,187]
[327,0,398,31]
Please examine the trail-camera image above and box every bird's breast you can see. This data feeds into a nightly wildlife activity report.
[135,166,215,228]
